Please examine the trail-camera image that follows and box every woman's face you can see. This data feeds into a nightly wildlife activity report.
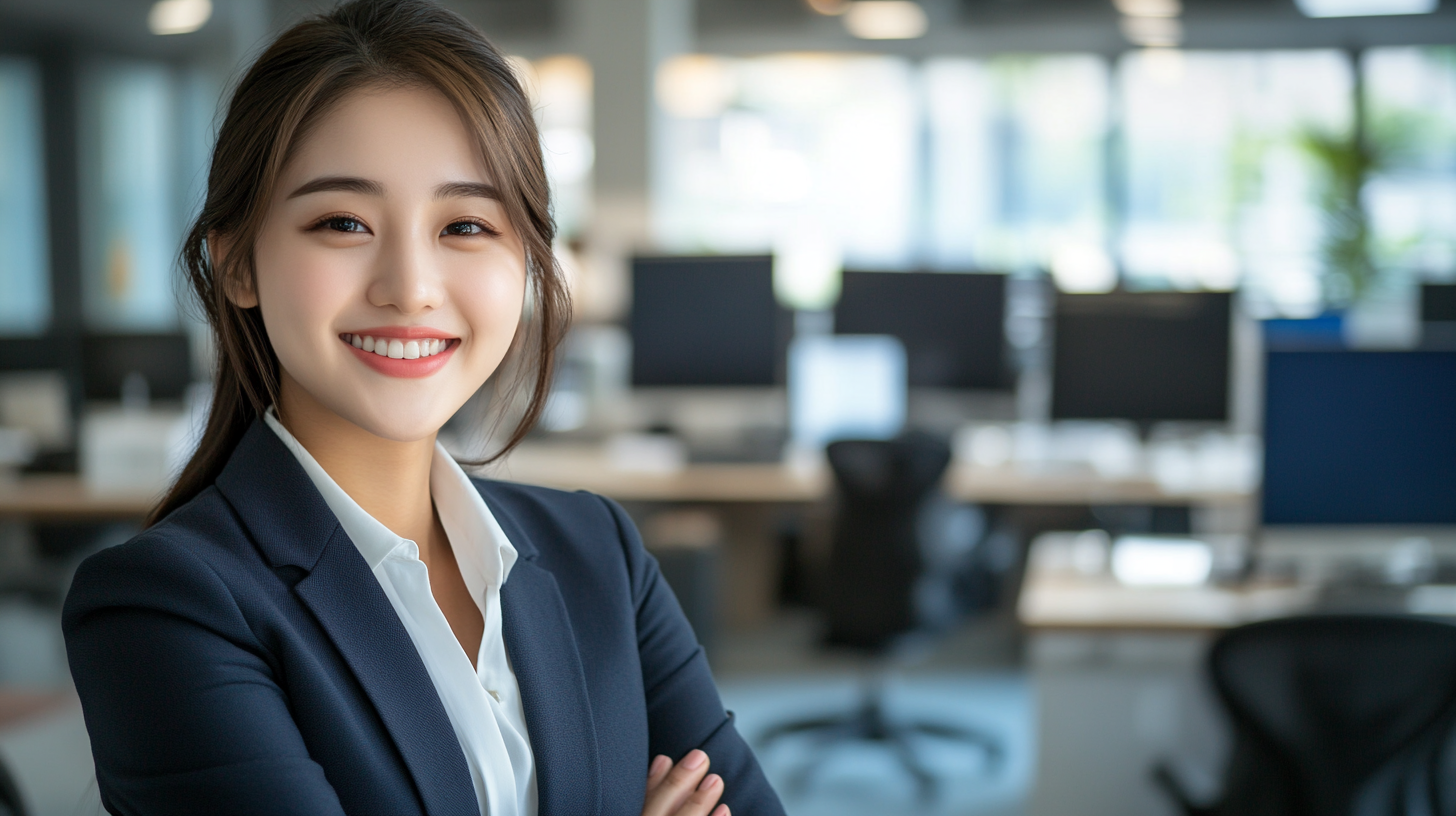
[245,85,526,442]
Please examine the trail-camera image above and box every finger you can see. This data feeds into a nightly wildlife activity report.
[710,805,730,816]
[645,755,672,793]
[673,773,723,816]
[646,749,710,815]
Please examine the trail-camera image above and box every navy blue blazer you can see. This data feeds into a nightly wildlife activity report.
[63,420,785,816]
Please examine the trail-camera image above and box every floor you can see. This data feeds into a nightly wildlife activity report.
[714,612,1035,816]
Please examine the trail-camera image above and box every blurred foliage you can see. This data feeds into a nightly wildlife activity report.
[1300,128,1378,307]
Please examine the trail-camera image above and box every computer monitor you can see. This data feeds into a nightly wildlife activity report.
[1421,283,1456,323]
[629,255,788,387]
[1262,351,1456,526]
[82,333,192,401]
[833,271,1009,390]
[1421,284,1456,350]
[1051,291,1232,423]
[789,334,907,450]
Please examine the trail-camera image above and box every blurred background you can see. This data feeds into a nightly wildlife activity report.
[0,0,1455,814]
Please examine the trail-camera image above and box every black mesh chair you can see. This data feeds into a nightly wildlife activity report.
[1156,615,1456,816]
[757,435,1002,800]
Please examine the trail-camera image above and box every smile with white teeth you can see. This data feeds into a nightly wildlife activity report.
[343,334,451,360]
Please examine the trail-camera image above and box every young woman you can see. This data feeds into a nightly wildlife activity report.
[61,2,784,814]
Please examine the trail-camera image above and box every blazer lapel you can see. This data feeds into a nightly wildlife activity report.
[486,489,603,815]
[216,420,477,816]
[295,530,478,816]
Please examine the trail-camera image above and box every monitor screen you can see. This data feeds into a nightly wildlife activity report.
[1262,351,1456,526]
[833,271,1009,390]
[789,334,907,450]
[1051,291,1231,423]
[82,333,192,401]
[630,255,787,387]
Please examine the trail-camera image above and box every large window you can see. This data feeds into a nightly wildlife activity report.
[1363,47,1456,284]
[653,47,1449,315]
[925,55,1109,273]
[80,61,182,331]
[1119,50,1354,314]
[0,58,50,335]
[655,54,920,269]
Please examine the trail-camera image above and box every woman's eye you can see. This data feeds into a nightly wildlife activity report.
[322,216,367,233]
[443,220,493,237]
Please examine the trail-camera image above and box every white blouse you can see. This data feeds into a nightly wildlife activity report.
[265,411,537,816]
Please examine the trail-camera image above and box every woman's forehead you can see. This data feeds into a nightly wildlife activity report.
[281,84,494,192]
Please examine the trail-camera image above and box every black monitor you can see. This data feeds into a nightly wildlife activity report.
[1422,283,1456,322]
[1051,291,1232,423]
[833,271,1009,390]
[629,255,788,387]
[82,333,192,401]
[1422,284,1456,350]
[1262,351,1456,526]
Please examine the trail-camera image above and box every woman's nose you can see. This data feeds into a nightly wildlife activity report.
[366,230,445,315]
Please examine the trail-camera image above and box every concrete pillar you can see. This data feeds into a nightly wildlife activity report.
[564,0,694,320]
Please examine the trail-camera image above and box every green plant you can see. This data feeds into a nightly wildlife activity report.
[1299,128,1378,307]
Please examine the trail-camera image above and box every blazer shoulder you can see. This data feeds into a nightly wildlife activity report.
[470,476,621,530]
[62,486,259,637]
[469,476,639,564]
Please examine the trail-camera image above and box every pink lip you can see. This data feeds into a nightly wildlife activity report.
[341,331,459,379]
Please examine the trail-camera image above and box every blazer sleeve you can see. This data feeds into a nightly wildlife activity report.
[598,495,787,816]
[63,536,347,816]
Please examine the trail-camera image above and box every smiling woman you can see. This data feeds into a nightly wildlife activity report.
[59,2,785,816]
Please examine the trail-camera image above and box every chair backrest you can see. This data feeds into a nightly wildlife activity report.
[821,434,951,650]
[1208,615,1456,816]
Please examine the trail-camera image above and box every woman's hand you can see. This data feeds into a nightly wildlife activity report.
[642,750,729,816]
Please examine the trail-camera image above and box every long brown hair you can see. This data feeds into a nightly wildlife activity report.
[149,0,570,526]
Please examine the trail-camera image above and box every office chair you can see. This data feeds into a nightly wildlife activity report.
[757,434,1003,801]
[0,752,23,816]
[1155,615,1456,816]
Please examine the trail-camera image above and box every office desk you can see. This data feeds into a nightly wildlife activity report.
[1018,533,1316,816]
[0,475,154,520]
[0,443,1252,520]
[485,443,1251,507]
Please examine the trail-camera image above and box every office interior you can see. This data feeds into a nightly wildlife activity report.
[1,0,1455,813]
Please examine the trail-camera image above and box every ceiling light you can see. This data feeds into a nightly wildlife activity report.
[148,0,211,35]
[806,0,852,14]
[1120,15,1183,46]
[1113,0,1182,17]
[843,1,929,39]
[1295,0,1437,15]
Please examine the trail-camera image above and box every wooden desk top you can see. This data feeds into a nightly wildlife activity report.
[0,447,1252,518]
[0,475,156,519]
[1018,532,1316,632]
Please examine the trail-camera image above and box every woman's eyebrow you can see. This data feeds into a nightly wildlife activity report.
[434,181,501,201]
[287,176,384,199]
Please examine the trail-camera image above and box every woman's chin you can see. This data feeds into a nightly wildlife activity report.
[330,400,459,446]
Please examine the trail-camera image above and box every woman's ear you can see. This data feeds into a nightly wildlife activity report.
[209,232,259,309]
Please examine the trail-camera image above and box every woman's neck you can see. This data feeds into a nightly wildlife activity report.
[276,372,438,547]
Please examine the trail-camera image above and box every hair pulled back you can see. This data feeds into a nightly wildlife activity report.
[149,0,569,526]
